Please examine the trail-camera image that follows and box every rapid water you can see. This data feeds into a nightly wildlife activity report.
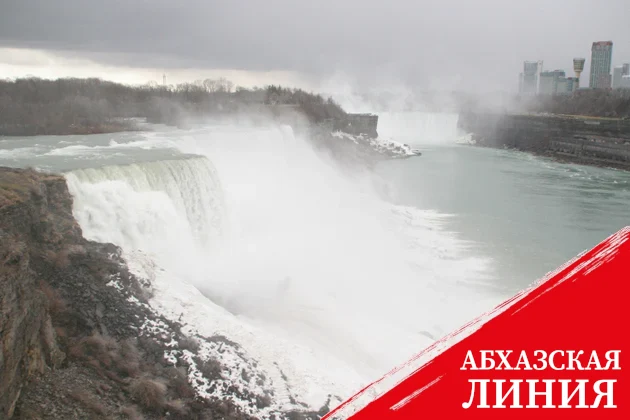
[65,156,226,279]
[2,111,627,411]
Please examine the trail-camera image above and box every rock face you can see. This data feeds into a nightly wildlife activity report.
[334,114,379,139]
[458,112,630,170]
[305,125,419,170]
[0,169,69,417]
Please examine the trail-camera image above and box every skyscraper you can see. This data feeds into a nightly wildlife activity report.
[539,70,566,95]
[520,61,540,95]
[589,41,613,89]
[614,63,630,89]
[613,66,624,88]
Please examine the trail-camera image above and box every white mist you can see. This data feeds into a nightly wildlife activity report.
[64,114,497,411]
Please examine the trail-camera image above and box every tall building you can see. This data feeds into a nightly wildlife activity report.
[539,70,566,95]
[556,77,568,94]
[566,77,578,93]
[520,61,540,95]
[589,41,613,89]
[613,63,630,88]
[573,58,585,88]
[613,66,624,88]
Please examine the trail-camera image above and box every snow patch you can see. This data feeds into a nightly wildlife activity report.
[120,249,340,418]
[331,131,421,157]
[455,133,476,145]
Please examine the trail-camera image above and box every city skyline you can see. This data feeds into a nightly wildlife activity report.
[519,39,629,94]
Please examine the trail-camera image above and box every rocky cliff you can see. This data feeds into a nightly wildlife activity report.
[458,112,630,170]
[0,167,323,420]
[1,169,71,417]
[333,114,379,139]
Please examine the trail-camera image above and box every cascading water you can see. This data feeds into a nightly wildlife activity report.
[378,112,463,146]
[65,156,226,281]
[59,115,498,410]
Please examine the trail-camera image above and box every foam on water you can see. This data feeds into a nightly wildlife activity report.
[0,146,43,159]
[47,138,180,156]
[60,114,499,410]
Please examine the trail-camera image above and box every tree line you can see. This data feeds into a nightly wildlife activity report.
[0,77,347,136]
[464,89,630,119]
[520,89,630,118]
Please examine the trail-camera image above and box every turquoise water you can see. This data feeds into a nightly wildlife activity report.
[376,143,630,294]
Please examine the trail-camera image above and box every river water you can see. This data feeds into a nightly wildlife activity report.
[1,111,628,410]
[376,114,630,294]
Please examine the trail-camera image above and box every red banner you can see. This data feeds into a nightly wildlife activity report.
[325,227,630,419]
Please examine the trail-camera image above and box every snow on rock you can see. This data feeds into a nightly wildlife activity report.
[455,133,476,145]
[118,249,348,419]
[331,131,421,158]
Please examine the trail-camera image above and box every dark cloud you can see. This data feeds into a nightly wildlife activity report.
[1,0,629,91]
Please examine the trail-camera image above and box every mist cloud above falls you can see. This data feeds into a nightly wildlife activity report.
[1,0,629,93]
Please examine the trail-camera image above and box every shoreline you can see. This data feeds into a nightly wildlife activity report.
[458,112,630,173]
[471,142,630,172]
[530,149,630,172]
[0,121,142,137]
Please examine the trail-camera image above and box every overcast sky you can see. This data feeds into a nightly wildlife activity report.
[1,0,629,94]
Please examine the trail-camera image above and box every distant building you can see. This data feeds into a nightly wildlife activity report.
[520,61,540,95]
[556,76,579,95]
[613,63,630,88]
[613,66,624,88]
[539,70,566,95]
[565,77,578,93]
[539,72,554,95]
[589,41,613,89]
[556,77,568,94]
[621,75,630,89]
